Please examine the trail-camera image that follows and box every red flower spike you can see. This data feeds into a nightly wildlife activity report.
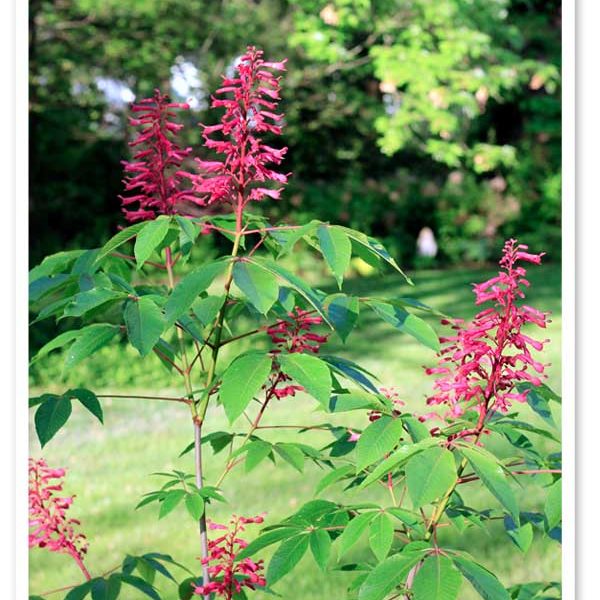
[29,458,90,578]
[425,239,550,439]
[193,515,266,599]
[186,46,289,208]
[119,89,197,221]
[266,307,329,400]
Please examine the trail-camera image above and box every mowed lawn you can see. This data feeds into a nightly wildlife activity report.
[29,264,562,599]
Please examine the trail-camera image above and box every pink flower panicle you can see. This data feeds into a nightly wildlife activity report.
[29,458,89,574]
[119,89,197,221]
[267,307,329,399]
[193,515,266,599]
[187,46,289,207]
[425,239,550,437]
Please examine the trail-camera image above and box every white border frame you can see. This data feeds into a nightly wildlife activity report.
[8,0,583,597]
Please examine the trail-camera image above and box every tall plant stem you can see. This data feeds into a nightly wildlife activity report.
[165,246,211,598]
[186,199,245,599]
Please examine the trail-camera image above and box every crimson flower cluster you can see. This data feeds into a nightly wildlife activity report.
[29,458,89,576]
[267,307,329,399]
[187,46,289,207]
[193,515,266,599]
[120,90,196,221]
[425,239,549,434]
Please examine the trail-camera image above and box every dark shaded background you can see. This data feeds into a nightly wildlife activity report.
[29,0,561,267]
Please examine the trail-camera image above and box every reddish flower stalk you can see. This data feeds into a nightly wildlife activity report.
[119,89,196,221]
[425,239,550,440]
[193,515,266,599]
[29,458,91,580]
[186,46,289,210]
[267,307,329,399]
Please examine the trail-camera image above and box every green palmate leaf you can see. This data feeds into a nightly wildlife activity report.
[236,527,302,561]
[359,437,439,488]
[165,260,228,325]
[387,507,425,537]
[178,577,198,600]
[219,352,272,423]
[406,446,457,508]
[90,578,108,600]
[309,529,332,571]
[367,300,440,351]
[251,259,331,326]
[62,288,125,319]
[402,415,432,442]
[192,294,226,327]
[35,396,72,448]
[315,465,355,495]
[158,489,186,519]
[32,329,82,364]
[461,447,519,522]
[232,261,279,315]
[452,556,510,600]
[105,574,122,600]
[124,297,165,357]
[29,249,86,282]
[278,353,332,405]
[274,443,305,472]
[327,392,381,413]
[412,555,462,600]
[356,416,405,471]
[134,216,171,268]
[245,440,273,472]
[30,273,73,303]
[66,388,103,423]
[321,355,380,393]
[64,581,93,600]
[119,574,161,600]
[325,294,359,342]
[64,324,120,370]
[504,516,534,553]
[545,479,561,530]
[346,229,411,282]
[358,551,423,600]
[337,512,375,558]
[516,383,558,428]
[185,493,205,521]
[316,224,352,288]
[95,222,146,264]
[274,220,320,256]
[267,534,310,585]
[368,513,394,561]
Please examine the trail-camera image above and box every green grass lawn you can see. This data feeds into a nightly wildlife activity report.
[29,264,562,599]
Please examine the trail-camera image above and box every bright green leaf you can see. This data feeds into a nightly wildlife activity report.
[356,416,404,472]
[34,396,72,448]
[134,217,171,268]
[124,297,165,357]
[368,513,394,561]
[278,353,332,405]
[185,493,205,521]
[64,324,119,370]
[233,261,279,315]
[310,529,332,571]
[317,224,351,288]
[266,534,310,586]
[452,556,509,600]
[219,352,272,423]
[406,446,457,508]
[412,554,462,600]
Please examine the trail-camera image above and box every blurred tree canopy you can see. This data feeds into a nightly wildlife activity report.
[29,0,561,266]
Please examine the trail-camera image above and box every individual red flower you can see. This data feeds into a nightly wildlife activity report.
[119,90,197,221]
[193,515,266,599]
[267,307,329,399]
[29,458,90,579]
[425,239,550,439]
[186,46,289,208]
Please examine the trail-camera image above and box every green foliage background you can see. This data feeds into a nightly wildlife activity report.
[29,0,561,267]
